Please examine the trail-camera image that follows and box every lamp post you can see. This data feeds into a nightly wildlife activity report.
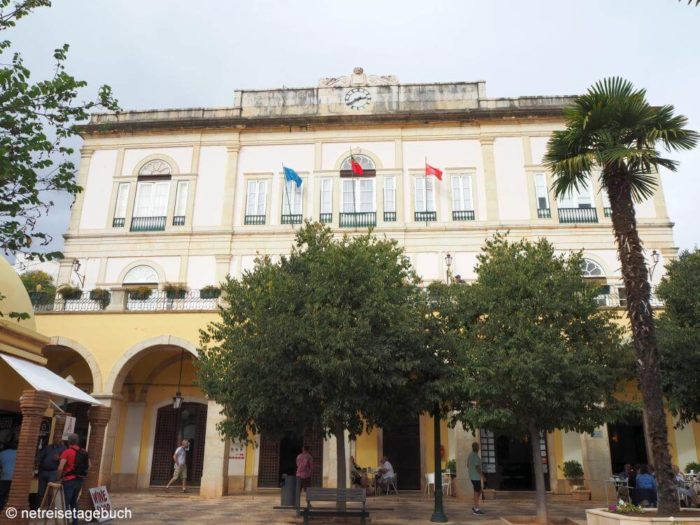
[173,350,184,410]
[648,250,660,281]
[444,252,453,285]
[72,259,85,289]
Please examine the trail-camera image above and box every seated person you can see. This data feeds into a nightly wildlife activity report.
[350,456,368,489]
[632,465,657,507]
[674,465,698,507]
[375,456,395,492]
[616,464,634,500]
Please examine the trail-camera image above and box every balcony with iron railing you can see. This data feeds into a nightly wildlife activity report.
[172,215,186,226]
[31,289,221,313]
[130,216,166,232]
[537,208,551,219]
[281,214,303,225]
[112,217,125,228]
[415,211,437,222]
[383,211,397,222]
[244,215,266,225]
[604,207,612,218]
[452,210,475,221]
[319,213,332,224]
[339,212,376,228]
[558,207,598,224]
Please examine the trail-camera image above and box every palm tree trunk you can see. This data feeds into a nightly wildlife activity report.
[529,424,548,524]
[607,174,678,513]
[335,423,347,511]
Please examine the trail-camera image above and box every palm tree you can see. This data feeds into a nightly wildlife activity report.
[544,77,698,513]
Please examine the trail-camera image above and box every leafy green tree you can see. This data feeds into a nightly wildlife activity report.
[19,269,55,305]
[544,78,697,512]
[198,222,424,502]
[1,0,118,259]
[656,249,700,427]
[457,236,630,524]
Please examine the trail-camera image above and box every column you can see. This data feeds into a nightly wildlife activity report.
[79,405,112,509]
[215,255,232,284]
[220,142,241,228]
[92,395,122,488]
[579,426,613,501]
[67,148,95,233]
[453,423,476,502]
[199,400,230,498]
[1,390,50,525]
[480,137,500,222]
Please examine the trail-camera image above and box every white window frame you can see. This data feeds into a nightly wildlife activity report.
[174,180,189,218]
[341,179,375,213]
[114,183,130,219]
[134,180,170,217]
[534,173,550,210]
[557,178,593,209]
[451,174,473,212]
[245,180,267,216]
[414,177,435,213]
[320,178,333,214]
[384,177,396,213]
[282,180,303,215]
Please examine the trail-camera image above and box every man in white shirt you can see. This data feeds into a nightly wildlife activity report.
[166,439,189,492]
[376,456,395,492]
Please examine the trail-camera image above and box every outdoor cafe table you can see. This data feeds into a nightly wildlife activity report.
[605,478,629,505]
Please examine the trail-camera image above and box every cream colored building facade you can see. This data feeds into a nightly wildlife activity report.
[28,69,698,499]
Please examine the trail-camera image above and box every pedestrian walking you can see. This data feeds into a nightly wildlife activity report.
[295,445,313,509]
[0,442,17,510]
[166,439,189,492]
[467,442,485,515]
[36,435,66,507]
[57,433,90,525]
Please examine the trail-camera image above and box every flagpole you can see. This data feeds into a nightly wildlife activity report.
[350,148,357,219]
[282,165,294,230]
[424,156,429,226]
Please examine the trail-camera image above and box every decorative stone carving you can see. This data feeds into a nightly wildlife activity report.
[123,265,159,284]
[139,159,172,176]
[581,259,604,277]
[319,67,399,88]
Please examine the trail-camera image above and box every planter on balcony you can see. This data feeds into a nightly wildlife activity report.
[200,286,221,299]
[163,283,188,300]
[89,288,111,309]
[128,286,153,301]
[57,286,82,301]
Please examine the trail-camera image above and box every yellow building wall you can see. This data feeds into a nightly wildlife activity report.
[355,425,379,469]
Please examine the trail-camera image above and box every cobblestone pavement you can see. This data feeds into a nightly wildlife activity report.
[109,490,597,525]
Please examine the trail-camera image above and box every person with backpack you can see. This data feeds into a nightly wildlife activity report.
[35,435,66,508]
[57,433,89,525]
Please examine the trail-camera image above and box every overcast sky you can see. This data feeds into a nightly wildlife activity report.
[7,0,700,254]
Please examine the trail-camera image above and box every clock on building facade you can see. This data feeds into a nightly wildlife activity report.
[344,88,371,110]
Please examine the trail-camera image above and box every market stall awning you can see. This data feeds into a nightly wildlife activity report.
[1,354,102,405]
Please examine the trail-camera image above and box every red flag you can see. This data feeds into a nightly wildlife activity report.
[425,163,443,181]
[350,155,364,175]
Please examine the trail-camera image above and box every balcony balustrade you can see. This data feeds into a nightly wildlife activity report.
[130,216,166,232]
[339,212,376,228]
[537,208,551,219]
[415,211,437,222]
[244,215,266,225]
[281,214,303,225]
[383,211,397,222]
[319,213,332,224]
[558,207,598,224]
[452,210,475,221]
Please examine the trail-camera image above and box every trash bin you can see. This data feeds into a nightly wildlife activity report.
[281,474,296,507]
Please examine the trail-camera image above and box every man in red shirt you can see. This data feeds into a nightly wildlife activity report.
[57,433,89,525]
[295,445,313,509]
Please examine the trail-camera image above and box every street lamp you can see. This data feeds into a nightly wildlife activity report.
[72,259,85,288]
[173,350,184,410]
[649,250,660,281]
[444,253,453,285]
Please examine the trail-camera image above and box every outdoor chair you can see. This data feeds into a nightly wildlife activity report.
[425,473,435,495]
[385,474,398,495]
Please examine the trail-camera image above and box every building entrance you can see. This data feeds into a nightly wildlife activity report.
[480,430,550,491]
[608,417,648,475]
[258,429,323,488]
[382,419,421,490]
[150,402,208,486]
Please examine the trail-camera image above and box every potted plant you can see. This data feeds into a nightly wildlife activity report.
[562,460,584,489]
[686,461,700,475]
[89,288,111,309]
[199,285,221,299]
[163,283,188,299]
[128,286,152,301]
[57,285,82,301]
[446,459,457,479]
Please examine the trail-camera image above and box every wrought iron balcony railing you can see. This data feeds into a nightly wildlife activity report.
[130,216,166,232]
[452,210,475,221]
[383,211,397,222]
[319,213,332,224]
[281,214,303,225]
[537,208,551,219]
[604,207,612,218]
[244,215,266,225]
[112,217,125,228]
[595,287,663,308]
[558,207,598,224]
[339,212,376,228]
[415,211,437,222]
[173,215,186,226]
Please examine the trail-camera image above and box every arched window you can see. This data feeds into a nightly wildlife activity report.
[139,159,172,176]
[580,258,605,278]
[123,265,159,284]
[340,154,375,171]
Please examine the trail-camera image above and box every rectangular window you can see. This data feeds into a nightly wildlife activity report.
[415,177,435,212]
[557,178,593,209]
[282,180,303,215]
[451,174,473,211]
[174,181,189,217]
[246,180,267,216]
[114,183,130,219]
[341,179,375,213]
[134,181,169,217]
[534,173,549,210]
[320,178,332,214]
[384,177,396,213]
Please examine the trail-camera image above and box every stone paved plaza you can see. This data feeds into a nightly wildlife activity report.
[108,491,596,524]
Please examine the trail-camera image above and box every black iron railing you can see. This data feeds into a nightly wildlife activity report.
[415,211,437,222]
[383,211,397,222]
[319,213,332,224]
[130,216,166,232]
[558,207,598,224]
[281,214,303,225]
[30,289,221,312]
[604,207,612,218]
[173,215,185,226]
[537,208,551,219]
[452,210,475,221]
[339,212,376,228]
[244,215,266,225]
[126,289,219,311]
[112,217,125,228]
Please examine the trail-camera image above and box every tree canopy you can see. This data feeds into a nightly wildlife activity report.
[1,0,119,259]
[456,235,631,523]
[197,222,425,490]
[657,249,700,426]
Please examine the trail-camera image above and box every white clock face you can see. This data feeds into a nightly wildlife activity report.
[344,88,371,110]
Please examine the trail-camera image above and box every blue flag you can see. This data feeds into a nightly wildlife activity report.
[283,166,303,188]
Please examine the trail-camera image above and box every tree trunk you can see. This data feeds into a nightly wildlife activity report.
[529,424,548,525]
[335,423,347,511]
[607,174,678,513]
